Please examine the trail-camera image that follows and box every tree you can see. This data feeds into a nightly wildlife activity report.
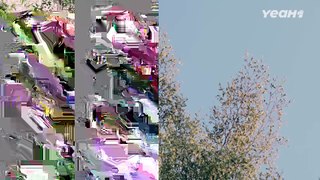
[19,0,31,10]
[158,33,289,179]
[158,33,185,128]
[205,56,290,179]
[40,0,54,12]
[61,0,74,13]
[30,0,54,12]
[9,3,16,11]
[0,1,8,11]
[31,4,41,12]
[159,33,211,179]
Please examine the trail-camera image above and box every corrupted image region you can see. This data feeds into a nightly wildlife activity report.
[0,0,75,179]
[76,0,159,179]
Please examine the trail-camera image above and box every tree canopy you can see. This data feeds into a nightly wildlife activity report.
[159,33,289,179]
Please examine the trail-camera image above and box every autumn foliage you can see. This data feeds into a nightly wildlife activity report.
[159,33,289,179]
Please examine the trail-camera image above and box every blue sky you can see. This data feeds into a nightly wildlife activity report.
[161,0,320,179]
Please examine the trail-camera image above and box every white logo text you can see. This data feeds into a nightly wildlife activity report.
[263,10,304,18]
